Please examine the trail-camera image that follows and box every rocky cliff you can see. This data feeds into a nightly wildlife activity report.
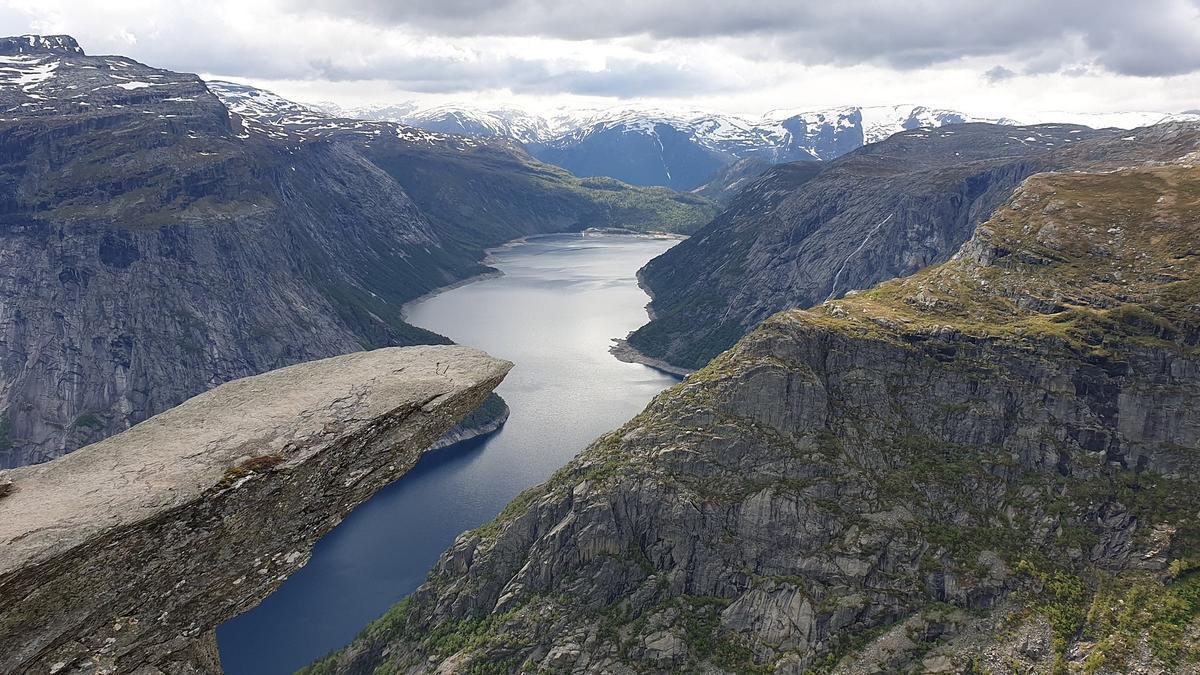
[308,161,1200,673]
[0,36,711,467]
[626,122,1200,371]
[0,345,512,675]
[207,80,719,241]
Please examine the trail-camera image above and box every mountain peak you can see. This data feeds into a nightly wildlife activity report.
[0,34,85,56]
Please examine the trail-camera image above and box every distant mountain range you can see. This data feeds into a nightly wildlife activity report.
[311,98,1200,191]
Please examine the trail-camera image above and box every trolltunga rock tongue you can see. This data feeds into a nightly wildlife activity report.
[0,345,511,675]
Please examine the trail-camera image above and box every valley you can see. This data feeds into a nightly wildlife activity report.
[0,37,713,468]
[216,234,682,674]
[305,154,1200,675]
[1,10,1199,674]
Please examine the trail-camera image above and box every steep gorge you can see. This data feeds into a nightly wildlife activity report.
[310,160,1200,673]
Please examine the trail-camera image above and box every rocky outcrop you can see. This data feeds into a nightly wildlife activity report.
[627,122,1200,371]
[0,345,512,675]
[308,163,1200,673]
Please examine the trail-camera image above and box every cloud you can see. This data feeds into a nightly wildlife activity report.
[984,65,1017,83]
[3,0,1200,116]
[290,0,1200,77]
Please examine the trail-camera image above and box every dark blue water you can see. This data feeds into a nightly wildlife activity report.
[217,233,680,674]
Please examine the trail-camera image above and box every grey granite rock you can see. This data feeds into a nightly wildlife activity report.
[0,345,512,675]
[310,164,1200,674]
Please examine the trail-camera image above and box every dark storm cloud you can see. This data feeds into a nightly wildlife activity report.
[289,0,1200,77]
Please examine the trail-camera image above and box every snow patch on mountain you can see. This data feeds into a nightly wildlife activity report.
[207,80,488,150]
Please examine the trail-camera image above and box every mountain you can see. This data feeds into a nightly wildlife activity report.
[0,36,714,468]
[316,101,1034,191]
[315,101,1027,190]
[690,157,787,203]
[523,106,826,191]
[209,81,718,241]
[625,122,1200,371]
[318,101,553,144]
[304,148,1200,675]
[316,99,1200,193]
[1020,110,1200,129]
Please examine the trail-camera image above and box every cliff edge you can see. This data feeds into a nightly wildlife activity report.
[0,345,512,675]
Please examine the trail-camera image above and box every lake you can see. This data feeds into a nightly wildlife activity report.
[217,233,681,674]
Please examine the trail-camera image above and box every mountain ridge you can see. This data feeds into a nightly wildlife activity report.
[311,95,1200,190]
[625,121,1200,371]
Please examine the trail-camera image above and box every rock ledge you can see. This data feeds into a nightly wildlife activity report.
[0,345,511,674]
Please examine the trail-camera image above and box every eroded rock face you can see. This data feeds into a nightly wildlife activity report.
[0,345,512,675]
[628,122,1200,371]
[311,165,1200,673]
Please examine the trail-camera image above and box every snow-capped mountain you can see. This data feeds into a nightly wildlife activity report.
[207,80,486,149]
[283,91,1200,192]
[303,100,1028,190]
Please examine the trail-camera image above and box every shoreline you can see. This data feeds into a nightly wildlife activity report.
[401,270,504,320]
[608,338,694,378]
[408,228,695,386]
[609,264,696,378]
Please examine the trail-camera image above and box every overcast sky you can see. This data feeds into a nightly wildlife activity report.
[4,0,1200,117]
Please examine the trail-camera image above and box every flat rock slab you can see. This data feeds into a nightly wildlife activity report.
[0,345,511,674]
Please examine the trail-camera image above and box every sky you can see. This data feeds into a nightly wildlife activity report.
[3,0,1200,118]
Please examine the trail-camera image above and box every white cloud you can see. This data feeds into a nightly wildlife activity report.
[1,0,1198,118]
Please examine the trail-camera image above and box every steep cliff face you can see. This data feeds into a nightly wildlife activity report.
[208,80,720,241]
[0,40,452,465]
[0,345,512,675]
[310,162,1200,674]
[627,123,1200,371]
[0,38,711,467]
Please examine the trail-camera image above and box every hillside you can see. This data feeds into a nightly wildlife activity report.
[304,158,1200,674]
[626,122,1200,371]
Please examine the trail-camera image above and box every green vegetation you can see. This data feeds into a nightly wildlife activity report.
[1015,560,1089,670]
[810,166,1200,358]
[73,413,105,430]
[365,144,718,244]
[560,174,718,234]
[1079,570,1200,672]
